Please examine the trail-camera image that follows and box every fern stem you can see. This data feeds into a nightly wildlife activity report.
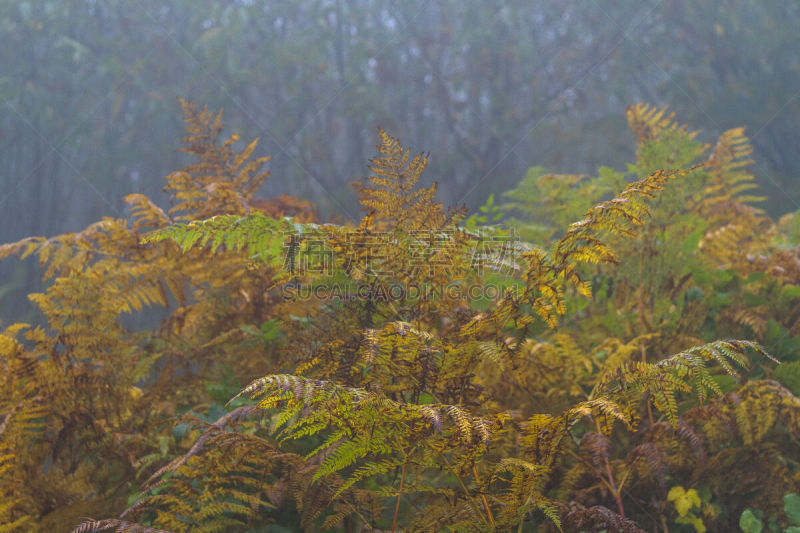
[441,454,489,526]
[594,418,625,518]
[471,464,496,528]
[391,454,409,533]
[643,344,654,427]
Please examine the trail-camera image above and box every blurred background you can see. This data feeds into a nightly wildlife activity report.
[1,0,799,323]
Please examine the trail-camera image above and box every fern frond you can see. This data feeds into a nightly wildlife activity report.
[559,502,646,533]
[71,519,173,533]
[125,194,171,231]
[143,405,258,489]
[475,166,691,334]
[352,128,447,230]
[704,128,761,199]
[165,99,271,221]
[233,374,492,445]
[142,212,295,266]
[555,167,691,269]
[597,340,772,426]
[626,102,696,145]
[494,457,540,475]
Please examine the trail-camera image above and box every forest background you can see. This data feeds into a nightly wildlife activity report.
[2,0,800,324]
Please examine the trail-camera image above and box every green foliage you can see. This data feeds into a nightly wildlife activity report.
[741,493,800,533]
[464,193,503,231]
[774,361,800,396]
[785,494,800,526]
[501,166,627,244]
[741,510,764,533]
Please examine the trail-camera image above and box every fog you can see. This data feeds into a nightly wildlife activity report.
[1,0,799,321]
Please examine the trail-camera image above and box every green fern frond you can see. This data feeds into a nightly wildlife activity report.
[142,212,292,262]
[597,340,772,426]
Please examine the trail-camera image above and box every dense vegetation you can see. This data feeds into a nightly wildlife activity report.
[2,101,800,532]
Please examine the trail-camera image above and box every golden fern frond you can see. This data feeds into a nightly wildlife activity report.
[472,167,691,334]
[725,307,769,338]
[568,397,633,434]
[698,209,773,270]
[165,99,271,221]
[513,334,598,411]
[683,380,800,449]
[473,340,511,371]
[0,218,132,280]
[125,193,172,231]
[520,247,569,328]
[594,334,660,377]
[626,103,696,145]
[0,452,32,533]
[704,127,763,203]
[556,167,691,268]
[493,457,541,476]
[692,128,769,248]
[352,127,447,230]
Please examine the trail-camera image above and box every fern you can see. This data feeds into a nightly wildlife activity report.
[627,102,697,146]
[142,211,291,263]
[352,127,450,230]
[597,340,773,426]
[0,100,306,530]
[71,519,173,533]
[2,100,793,532]
[474,165,692,333]
[165,99,271,221]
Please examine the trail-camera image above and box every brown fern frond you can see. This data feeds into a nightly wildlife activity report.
[558,502,646,533]
[624,441,668,493]
[71,519,173,533]
[579,432,612,470]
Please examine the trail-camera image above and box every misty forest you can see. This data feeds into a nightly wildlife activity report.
[3,2,800,532]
